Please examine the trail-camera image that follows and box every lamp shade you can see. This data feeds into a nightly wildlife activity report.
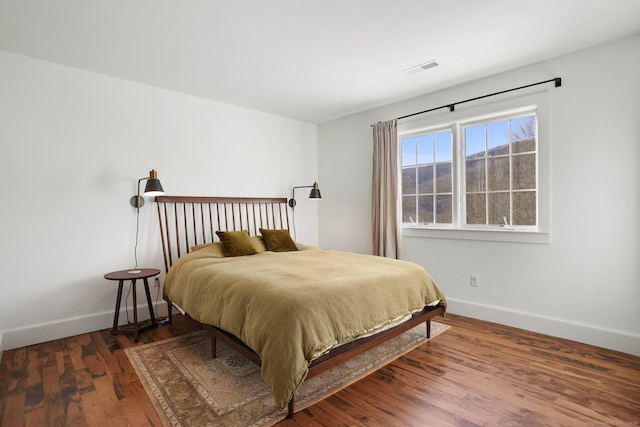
[143,178,164,196]
[142,169,164,197]
[309,182,321,199]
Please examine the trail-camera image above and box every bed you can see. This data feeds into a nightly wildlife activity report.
[155,195,446,417]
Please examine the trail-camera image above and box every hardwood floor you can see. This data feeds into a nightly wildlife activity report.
[1,314,638,426]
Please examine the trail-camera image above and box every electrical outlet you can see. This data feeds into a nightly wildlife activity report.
[154,277,160,288]
[470,274,480,287]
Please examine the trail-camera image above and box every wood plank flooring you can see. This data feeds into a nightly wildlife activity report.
[1,314,638,426]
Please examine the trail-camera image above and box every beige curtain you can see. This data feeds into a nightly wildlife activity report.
[372,119,401,259]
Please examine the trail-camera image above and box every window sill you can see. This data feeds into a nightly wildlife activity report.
[402,226,550,244]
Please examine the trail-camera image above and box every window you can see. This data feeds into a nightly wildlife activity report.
[401,107,540,232]
[401,129,453,225]
[463,113,537,227]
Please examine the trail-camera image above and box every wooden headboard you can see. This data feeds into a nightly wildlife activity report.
[155,195,290,273]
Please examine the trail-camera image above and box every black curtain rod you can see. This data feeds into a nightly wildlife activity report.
[373,77,561,126]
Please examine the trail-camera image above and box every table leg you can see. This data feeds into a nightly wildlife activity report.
[143,278,157,327]
[112,280,124,333]
[132,279,138,342]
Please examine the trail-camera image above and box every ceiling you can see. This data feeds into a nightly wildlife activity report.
[1,1,639,124]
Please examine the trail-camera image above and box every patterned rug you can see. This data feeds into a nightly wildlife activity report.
[125,322,449,427]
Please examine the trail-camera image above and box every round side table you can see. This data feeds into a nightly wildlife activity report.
[104,268,160,342]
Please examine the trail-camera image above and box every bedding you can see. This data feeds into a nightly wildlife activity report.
[164,245,446,410]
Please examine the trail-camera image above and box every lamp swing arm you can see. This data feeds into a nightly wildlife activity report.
[132,176,148,209]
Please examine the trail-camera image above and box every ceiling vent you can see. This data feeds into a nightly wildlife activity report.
[403,60,439,75]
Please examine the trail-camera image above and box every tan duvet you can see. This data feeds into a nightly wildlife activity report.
[164,245,446,410]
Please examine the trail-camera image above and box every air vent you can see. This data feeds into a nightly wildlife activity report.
[403,60,439,75]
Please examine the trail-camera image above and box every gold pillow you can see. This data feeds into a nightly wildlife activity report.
[215,230,258,257]
[259,228,298,252]
[251,235,267,253]
[191,242,226,257]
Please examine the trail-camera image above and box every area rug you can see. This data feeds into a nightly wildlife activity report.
[125,321,449,427]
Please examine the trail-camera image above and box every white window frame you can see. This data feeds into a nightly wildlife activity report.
[401,126,455,226]
[398,92,550,244]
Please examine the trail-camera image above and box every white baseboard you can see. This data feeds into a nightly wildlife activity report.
[1,301,170,352]
[446,297,640,356]
[3,298,638,357]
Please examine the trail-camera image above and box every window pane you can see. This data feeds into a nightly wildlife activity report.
[513,153,536,190]
[466,158,485,192]
[466,193,486,224]
[418,195,433,224]
[417,134,433,164]
[436,162,452,193]
[417,165,433,193]
[402,196,417,223]
[436,195,452,224]
[401,137,416,167]
[465,125,485,158]
[511,115,536,154]
[488,120,509,156]
[488,157,510,191]
[402,167,416,194]
[435,131,452,162]
[488,192,510,225]
[513,191,536,225]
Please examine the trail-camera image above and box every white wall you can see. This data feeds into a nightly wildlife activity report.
[318,34,640,356]
[0,50,319,351]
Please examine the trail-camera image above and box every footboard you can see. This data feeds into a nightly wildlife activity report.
[201,303,445,418]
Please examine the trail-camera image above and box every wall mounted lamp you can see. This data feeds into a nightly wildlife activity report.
[288,182,321,208]
[129,169,165,274]
[130,169,165,208]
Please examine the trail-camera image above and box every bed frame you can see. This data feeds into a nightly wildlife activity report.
[155,195,445,418]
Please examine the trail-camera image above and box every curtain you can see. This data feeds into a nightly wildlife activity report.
[372,119,401,259]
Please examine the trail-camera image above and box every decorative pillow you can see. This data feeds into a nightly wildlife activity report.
[251,235,267,253]
[191,242,226,257]
[259,228,298,252]
[215,230,258,257]
[191,243,210,252]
